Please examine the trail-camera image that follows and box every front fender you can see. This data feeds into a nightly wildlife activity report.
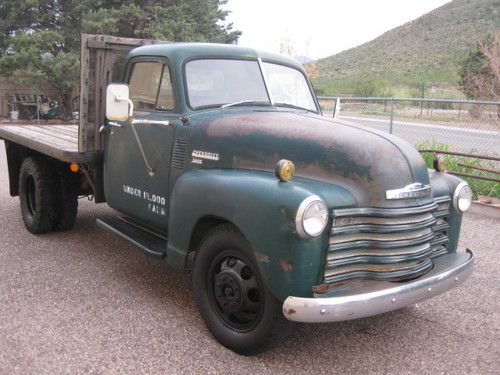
[166,169,356,300]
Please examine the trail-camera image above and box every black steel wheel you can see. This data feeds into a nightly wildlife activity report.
[208,250,265,332]
[19,157,58,234]
[193,224,289,354]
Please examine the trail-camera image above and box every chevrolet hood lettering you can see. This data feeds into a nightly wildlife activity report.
[386,183,432,200]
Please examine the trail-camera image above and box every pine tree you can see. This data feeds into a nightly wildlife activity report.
[0,0,240,117]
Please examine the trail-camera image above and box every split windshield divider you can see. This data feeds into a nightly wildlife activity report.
[258,58,274,105]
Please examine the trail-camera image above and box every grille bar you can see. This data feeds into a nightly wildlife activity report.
[332,201,438,218]
[431,234,448,247]
[327,243,433,267]
[329,230,435,251]
[431,246,448,258]
[324,259,433,284]
[331,214,436,235]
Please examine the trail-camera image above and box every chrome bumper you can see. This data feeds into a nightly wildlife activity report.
[283,250,474,323]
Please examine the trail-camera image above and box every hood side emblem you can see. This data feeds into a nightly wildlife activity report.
[386,183,432,200]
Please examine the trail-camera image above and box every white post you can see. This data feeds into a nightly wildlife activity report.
[333,98,341,119]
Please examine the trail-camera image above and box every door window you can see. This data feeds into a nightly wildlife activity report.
[156,68,174,110]
[128,61,174,111]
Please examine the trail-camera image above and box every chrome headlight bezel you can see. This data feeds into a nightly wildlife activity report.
[295,196,329,238]
[453,181,473,212]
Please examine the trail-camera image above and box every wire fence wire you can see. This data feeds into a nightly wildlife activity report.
[318,97,500,158]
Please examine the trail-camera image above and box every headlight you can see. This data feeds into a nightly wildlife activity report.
[453,181,473,212]
[295,196,328,238]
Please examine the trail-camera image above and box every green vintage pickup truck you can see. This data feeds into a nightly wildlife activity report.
[0,35,474,354]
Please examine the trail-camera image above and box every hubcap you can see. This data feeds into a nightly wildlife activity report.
[208,253,264,331]
[214,268,243,313]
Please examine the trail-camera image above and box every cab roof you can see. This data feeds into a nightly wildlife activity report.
[128,42,304,69]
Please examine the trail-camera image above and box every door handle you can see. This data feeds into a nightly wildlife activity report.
[132,119,170,126]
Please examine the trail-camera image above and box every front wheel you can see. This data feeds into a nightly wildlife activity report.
[193,224,289,354]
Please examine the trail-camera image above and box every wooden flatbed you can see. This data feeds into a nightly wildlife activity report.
[0,124,101,163]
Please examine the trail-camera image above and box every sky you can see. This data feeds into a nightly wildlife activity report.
[223,0,452,60]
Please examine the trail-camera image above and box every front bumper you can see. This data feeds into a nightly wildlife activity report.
[283,249,474,323]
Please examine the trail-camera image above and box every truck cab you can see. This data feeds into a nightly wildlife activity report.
[0,38,474,354]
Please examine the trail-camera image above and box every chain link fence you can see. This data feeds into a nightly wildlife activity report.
[318,97,500,157]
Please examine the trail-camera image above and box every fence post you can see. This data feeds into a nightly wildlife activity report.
[389,97,394,134]
[333,97,341,119]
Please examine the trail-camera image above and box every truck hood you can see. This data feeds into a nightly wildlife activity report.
[188,110,431,207]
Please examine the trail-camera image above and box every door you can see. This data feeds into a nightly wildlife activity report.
[104,59,177,231]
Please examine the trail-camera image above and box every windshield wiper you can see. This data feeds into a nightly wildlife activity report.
[274,102,315,113]
[220,100,271,110]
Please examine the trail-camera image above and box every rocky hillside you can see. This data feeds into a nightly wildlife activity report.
[313,0,500,95]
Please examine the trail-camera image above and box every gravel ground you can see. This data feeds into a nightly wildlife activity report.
[0,140,498,374]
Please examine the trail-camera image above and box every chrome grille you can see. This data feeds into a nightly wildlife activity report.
[325,197,451,285]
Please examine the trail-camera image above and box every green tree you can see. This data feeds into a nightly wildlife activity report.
[0,0,240,117]
[353,76,391,97]
[458,33,500,101]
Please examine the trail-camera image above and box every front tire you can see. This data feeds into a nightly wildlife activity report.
[19,157,58,234]
[193,224,288,354]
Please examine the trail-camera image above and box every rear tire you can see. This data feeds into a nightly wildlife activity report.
[19,157,58,234]
[193,224,289,355]
[53,168,79,231]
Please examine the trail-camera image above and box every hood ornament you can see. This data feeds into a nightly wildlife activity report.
[386,183,432,200]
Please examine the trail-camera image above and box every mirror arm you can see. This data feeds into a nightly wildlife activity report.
[115,96,134,118]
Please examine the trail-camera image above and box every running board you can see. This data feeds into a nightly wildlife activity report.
[96,216,167,258]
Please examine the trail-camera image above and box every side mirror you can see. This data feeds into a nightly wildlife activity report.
[106,83,134,121]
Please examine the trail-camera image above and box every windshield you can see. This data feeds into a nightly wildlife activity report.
[185,59,317,112]
[262,62,317,111]
[185,59,268,108]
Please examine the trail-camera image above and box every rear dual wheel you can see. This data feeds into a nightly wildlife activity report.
[193,225,289,355]
[19,157,78,234]
[53,168,79,231]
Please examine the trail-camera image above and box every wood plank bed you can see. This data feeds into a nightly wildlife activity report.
[0,124,101,163]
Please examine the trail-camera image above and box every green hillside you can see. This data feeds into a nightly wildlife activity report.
[313,0,500,97]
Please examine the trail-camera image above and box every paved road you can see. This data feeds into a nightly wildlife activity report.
[0,140,498,374]
[337,115,500,155]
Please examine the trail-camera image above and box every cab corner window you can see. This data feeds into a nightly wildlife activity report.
[128,61,174,111]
